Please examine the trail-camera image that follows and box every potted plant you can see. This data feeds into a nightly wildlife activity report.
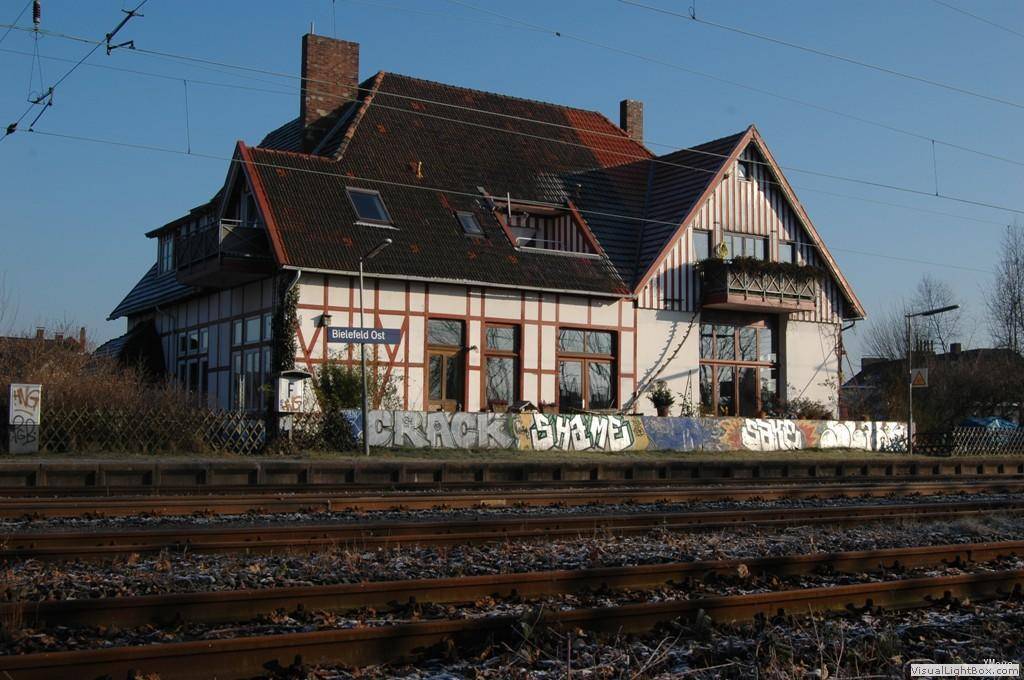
[646,380,675,417]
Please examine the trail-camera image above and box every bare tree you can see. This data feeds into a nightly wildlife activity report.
[865,274,962,360]
[987,225,1024,354]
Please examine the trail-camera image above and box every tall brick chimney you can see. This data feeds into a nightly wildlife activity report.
[619,99,643,144]
[300,34,360,151]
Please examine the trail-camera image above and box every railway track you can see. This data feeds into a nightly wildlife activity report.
[4,498,1023,561]
[2,562,1021,679]
[3,477,1024,518]
[7,539,1022,629]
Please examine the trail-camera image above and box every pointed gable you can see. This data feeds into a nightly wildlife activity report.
[633,126,864,320]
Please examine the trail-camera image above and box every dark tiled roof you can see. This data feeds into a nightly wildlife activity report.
[94,332,130,359]
[636,130,745,279]
[244,72,657,295]
[258,117,303,152]
[109,264,197,320]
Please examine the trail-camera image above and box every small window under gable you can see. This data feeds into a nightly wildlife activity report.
[346,187,392,226]
[456,211,484,237]
[737,159,753,181]
[499,200,599,257]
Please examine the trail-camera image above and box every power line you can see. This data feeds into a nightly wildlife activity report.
[4,34,1022,224]
[929,0,1024,41]
[2,1,147,141]
[22,127,997,277]
[5,15,1024,179]
[436,0,1024,171]
[620,0,1024,112]
[3,41,1022,227]
[0,0,31,46]
[6,14,1024,176]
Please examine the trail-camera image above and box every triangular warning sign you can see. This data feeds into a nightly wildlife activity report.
[911,368,928,388]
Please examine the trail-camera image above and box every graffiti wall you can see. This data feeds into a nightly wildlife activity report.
[352,409,907,453]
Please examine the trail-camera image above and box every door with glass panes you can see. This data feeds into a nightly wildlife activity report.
[699,316,778,417]
[426,319,465,411]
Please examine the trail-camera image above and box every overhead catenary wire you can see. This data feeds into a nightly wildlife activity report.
[619,0,1024,112]
[22,127,998,277]
[435,0,1024,171]
[3,27,1023,222]
[929,0,1024,41]
[0,0,32,46]
[5,13,1024,177]
[2,43,1010,231]
[1,0,147,141]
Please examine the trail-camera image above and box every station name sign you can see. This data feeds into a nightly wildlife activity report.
[327,326,402,345]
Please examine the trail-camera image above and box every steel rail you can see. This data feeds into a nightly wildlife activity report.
[1,459,1020,498]
[4,499,1022,561]
[7,539,1022,629]
[1,569,1021,680]
[3,478,1024,518]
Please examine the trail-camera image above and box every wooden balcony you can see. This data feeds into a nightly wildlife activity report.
[175,220,275,288]
[699,259,819,314]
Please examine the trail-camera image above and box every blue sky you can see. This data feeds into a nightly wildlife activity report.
[0,0,1021,370]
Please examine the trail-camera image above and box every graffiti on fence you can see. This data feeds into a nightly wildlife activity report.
[815,420,908,452]
[366,410,516,449]
[641,416,706,451]
[8,383,41,454]
[518,413,649,451]
[739,418,805,451]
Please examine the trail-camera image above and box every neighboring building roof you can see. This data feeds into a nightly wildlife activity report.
[843,348,1024,389]
[109,264,198,320]
[94,332,130,359]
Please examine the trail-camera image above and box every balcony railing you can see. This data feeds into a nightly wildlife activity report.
[174,220,274,287]
[698,258,820,313]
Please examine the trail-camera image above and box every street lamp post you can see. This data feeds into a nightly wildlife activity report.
[904,304,959,455]
[359,238,392,456]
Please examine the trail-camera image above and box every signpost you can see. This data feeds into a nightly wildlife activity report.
[8,383,41,454]
[326,327,402,345]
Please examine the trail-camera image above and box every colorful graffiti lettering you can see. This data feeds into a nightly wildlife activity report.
[365,410,515,449]
[521,413,646,452]
[349,408,906,453]
[739,419,805,451]
[817,421,908,452]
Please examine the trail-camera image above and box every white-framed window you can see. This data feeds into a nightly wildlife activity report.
[725,232,768,260]
[346,187,393,225]
[778,241,799,264]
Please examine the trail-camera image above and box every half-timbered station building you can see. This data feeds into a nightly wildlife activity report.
[106,33,864,418]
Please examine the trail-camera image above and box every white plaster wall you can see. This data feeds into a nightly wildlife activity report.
[783,318,841,416]
[633,308,701,416]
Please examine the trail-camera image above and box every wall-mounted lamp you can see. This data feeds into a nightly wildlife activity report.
[317,313,333,328]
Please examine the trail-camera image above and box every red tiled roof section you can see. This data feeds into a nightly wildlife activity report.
[562,107,651,169]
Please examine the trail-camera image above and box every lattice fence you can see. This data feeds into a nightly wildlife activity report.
[19,407,268,455]
[914,427,1024,456]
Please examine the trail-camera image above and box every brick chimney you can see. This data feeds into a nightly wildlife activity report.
[78,327,87,348]
[619,99,644,144]
[35,327,44,340]
[300,34,360,151]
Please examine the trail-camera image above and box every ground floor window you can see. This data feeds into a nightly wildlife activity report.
[699,316,778,416]
[557,328,615,411]
[426,318,465,411]
[484,324,518,408]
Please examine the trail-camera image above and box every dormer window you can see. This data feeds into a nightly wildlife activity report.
[158,235,174,273]
[456,211,484,237]
[501,200,599,257]
[737,159,753,181]
[347,187,392,226]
